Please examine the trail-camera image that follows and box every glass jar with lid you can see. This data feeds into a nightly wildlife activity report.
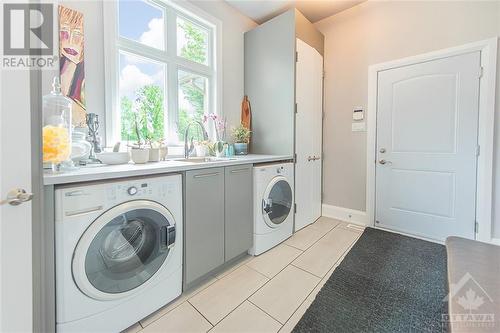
[42,77,72,172]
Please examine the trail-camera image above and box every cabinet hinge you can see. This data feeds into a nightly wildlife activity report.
[295,51,298,62]
[478,66,484,79]
[475,221,479,233]
[295,103,298,114]
[476,145,480,157]
[293,153,297,164]
[294,203,297,214]
[322,70,325,79]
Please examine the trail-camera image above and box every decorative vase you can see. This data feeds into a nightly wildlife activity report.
[214,141,225,157]
[149,148,160,162]
[131,148,150,164]
[234,142,248,155]
[42,77,72,172]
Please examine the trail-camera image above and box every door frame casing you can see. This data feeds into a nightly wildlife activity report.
[366,38,498,244]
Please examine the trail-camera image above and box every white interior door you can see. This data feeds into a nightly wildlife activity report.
[0,70,34,330]
[375,51,481,241]
[295,38,323,231]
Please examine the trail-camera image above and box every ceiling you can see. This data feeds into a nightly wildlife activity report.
[224,0,365,24]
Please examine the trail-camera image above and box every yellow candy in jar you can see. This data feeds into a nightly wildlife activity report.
[43,125,70,164]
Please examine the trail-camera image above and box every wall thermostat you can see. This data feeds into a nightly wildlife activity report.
[353,108,364,121]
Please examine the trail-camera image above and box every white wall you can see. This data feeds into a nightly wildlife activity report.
[44,0,256,144]
[43,0,106,131]
[315,1,500,237]
[189,0,257,133]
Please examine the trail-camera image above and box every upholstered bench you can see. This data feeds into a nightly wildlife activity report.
[446,237,500,332]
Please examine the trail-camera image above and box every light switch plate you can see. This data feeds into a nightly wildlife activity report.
[352,122,366,132]
[353,108,364,121]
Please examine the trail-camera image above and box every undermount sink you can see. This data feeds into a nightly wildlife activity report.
[174,157,237,163]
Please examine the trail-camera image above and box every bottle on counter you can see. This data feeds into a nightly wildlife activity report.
[42,77,72,172]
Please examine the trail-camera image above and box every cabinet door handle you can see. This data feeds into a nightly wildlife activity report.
[194,172,220,179]
[65,205,103,217]
[230,168,249,174]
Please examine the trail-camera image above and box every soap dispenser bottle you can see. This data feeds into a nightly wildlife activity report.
[42,77,72,172]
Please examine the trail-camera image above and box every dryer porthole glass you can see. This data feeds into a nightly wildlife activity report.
[83,208,172,294]
[263,179,293,226]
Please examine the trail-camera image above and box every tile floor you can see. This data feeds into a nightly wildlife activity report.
[123,217,364,333]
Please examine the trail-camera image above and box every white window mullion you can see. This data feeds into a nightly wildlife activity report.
[117,38,171,65]
[167,62,179,144]
[166,9,178,145]
[103,0,119,146]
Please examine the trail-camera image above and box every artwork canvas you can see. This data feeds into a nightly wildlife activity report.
[59,5,86,127]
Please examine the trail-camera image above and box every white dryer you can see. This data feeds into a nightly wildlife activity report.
[55,174,182,332]
[249,162,294,256]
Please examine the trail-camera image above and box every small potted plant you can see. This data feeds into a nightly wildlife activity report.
[232,124,251,155]
[204,113,227,157]
[129,112,150,164]
[148,139,161,162]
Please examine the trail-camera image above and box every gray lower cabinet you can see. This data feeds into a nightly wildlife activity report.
[184,164,254,287]
[225,164,253,262]
[184,168,225,286]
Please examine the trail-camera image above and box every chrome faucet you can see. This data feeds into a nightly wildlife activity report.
[184,121,209,158]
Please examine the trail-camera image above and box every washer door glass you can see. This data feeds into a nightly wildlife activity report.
[83,208,173,294]
[262,178,293,227]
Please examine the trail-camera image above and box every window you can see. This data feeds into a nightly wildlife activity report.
[105,0,220,146]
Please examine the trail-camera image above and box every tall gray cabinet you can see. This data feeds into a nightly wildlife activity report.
[244,9,324,156]
[245,10,324,231]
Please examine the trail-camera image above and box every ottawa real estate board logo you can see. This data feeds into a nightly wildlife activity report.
[443,272,496,332]
[2,3,57,69]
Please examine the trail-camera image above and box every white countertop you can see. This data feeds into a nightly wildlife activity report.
[43,154,293,186]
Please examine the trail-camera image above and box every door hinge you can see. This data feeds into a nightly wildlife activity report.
[478,66,483,79]
[475,221,479,233]
[295,51,298,62]
[322,70,325,79]
[294,153,297,163]
[294,203,297,214]
[476,145,481,157]
[295,103,298,114]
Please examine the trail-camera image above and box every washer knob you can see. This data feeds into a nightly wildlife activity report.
[127,186,138,195]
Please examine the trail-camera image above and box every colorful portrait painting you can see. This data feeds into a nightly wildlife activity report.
[59,5,86,127]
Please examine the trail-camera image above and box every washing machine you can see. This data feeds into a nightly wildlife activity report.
[249,162,294,256]
[55,174,182,332]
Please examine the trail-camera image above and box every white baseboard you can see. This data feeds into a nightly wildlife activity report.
[322,204,369,226]
[489,238,500,246]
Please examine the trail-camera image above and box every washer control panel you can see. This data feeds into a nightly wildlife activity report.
[105,178,177,202]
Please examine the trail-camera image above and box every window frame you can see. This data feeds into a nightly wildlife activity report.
[103,0,222,147]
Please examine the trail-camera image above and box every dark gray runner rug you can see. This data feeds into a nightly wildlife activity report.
[293,227,448,333]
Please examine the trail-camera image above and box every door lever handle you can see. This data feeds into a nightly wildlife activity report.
[0,188,34,206]
[379,159,392,165]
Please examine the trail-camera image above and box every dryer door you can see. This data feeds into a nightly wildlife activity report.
[262,176,293,228]
[72,200,177,301]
